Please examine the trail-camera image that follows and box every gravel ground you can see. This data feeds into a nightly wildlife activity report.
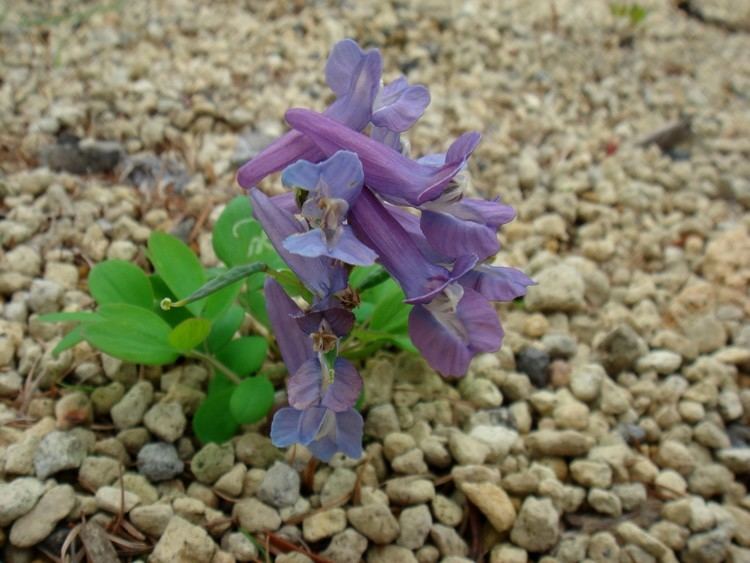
[1,1,750,562]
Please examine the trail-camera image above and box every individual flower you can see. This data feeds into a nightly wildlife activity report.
[409,284,503,377]
[285,108,480,206]
[237,41,381,190]
[250,189,347,299]
[281,151,377,266]
[265,278,364,461]
[237,39,429,190]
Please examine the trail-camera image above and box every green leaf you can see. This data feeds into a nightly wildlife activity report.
[207,306,245,353]
[213,196,284,268]
[168,318,212,352]
[215,336,268,377]
[88,260,154,308]
[369,279,410,333]
[38,311,99,323]
[148,232,206,316]
[353,301,374,324]
[229,376,274,425]
[239,289,270,328]
[52,325,85,356]
[208,372,235,395]
[81,304,179,365]
[351,265,389,291]
[193,387,238,444]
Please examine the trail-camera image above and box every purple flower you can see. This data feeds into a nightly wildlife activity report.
[285,108,480,206]
[237,40,382,189]
[251,189,347,298]
[420,197,516,260]
[264,277,313,375]
[281,151,377,266]
[409,284,503,377]
[371,76,430,151]
[348,187,449,301]
[271,406,363,461]
[265,277,364,461]
[460,264,536,302]
[272,355,364,461]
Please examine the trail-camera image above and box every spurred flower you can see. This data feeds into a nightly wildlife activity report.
[251,189,347,299]
[265,277,364,461]
[281,151,377,266]
[285,108,480,205]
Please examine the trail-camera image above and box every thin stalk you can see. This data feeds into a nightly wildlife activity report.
[188,351,242,385]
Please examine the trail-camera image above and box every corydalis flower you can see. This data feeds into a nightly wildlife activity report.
[250,190,347,299]
[265,278,364,461]
[285,108,480,206]
[409,284,503,376]
[282,151,377,266]
[237,39,429,190]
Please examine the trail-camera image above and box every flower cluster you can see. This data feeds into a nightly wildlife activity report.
[238,39,533,461]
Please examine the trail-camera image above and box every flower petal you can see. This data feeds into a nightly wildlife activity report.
[408,286,501,376]
[325,51,382,131]
[298,406,328,445]
[334,409,364,459]
[284,227,377,266]
[460,265,536,302]
[237,130,323,189]
[270,407,303,447]
[283,229,329,258]
[281,159,321,191]
[350,188,447,300]
[307,433,339,462]
[319,151,364,203]
[322,358,363,412]
[285,109,479,206]
[325,39,369,97]
[420,208,500,260]
[372,78,431,132]
[325,228,378,266]
[288,358,322,410]
[294,298,355,337]
[264,278,313,375]
[457,286,503,354]
[371,126,402,151]
[409,302,473,376]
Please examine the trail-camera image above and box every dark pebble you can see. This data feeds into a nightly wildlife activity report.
[137,442,184,482]
[516,347,550,388]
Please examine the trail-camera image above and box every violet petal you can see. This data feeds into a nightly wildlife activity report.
[264,278,313,375]
[287,358,323,410]
[321,358,363,412]
[372,77,431,132]
[270,407,304,447]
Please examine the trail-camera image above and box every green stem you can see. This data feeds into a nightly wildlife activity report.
[187,351,242,385]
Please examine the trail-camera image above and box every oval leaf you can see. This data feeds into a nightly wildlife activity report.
[148,232,206,316]
[215,336,268,378]
[213,196,284,268]
[82,304,178,365]
[193,387,238,444]
[88,260,154,309]
[229,376,275,425]
[207,306,245,353]
[168,318,212,352]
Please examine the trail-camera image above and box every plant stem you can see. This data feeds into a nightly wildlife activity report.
[188,351,242,385]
